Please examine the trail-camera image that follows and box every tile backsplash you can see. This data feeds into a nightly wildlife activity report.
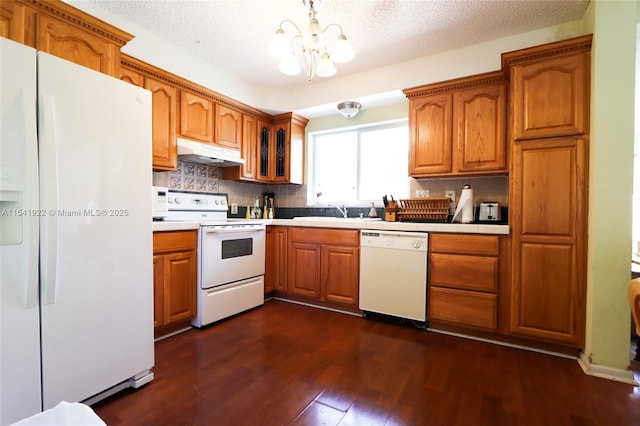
[159,161,219,193]
[153,161,509,214]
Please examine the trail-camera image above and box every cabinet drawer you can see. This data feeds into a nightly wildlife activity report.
[430,233,499,255]
[288,227,359,246]
[429,287,497,330]
[153,230,197,253]
[430,253,498,292]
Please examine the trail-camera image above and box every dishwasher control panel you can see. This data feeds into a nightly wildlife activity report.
[360,230,428,252]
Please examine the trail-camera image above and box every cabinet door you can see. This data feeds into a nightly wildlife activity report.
[120,66,144,87]
[216,104,242,150]
[510,137,586,347]
[265,227,275,294]
[288,241,321,298]
[146,77,178,171]
[0,1,26,43]
[257,120,272,182]
[163,250,197,324]
[273,227,288,292]
[271,123,290,183]
[409,93,453,176]
[180,91,213,143]
[241,113,257,180]
[322,245,359,306]
[265,226,288,293]
[36,14,119,76]
[453,83,507,173]
[153,254,164,329]
[511,53,589,140]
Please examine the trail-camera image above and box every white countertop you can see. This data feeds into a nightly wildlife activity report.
[152,221,200,232]
[268,218,509,234]
[152,218,509,234]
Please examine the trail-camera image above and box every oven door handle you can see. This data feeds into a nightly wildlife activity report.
[204,227,265,234]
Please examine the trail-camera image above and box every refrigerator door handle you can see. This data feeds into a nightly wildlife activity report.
[22,88,39,308]
[40,92,58,305]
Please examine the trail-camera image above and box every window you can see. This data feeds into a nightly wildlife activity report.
[309,120,409,206]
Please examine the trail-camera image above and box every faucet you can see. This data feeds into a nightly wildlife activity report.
[331,204,348,218]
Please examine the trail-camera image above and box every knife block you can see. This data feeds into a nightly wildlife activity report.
[385,200,398,221]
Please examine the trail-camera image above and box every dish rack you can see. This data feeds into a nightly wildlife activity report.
[397,198,450,222]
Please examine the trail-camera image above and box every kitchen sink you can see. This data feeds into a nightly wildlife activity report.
[292,216,383,222]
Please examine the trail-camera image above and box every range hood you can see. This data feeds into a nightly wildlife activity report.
[176,138,245,167]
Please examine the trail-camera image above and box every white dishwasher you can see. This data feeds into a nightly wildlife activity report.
[359,230,428,322]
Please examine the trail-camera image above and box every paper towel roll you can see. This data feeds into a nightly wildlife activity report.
[453,187,474,223]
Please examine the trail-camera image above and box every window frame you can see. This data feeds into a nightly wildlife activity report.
[307,119,409,207]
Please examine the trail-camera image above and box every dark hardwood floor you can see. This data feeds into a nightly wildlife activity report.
[93,300,640,425]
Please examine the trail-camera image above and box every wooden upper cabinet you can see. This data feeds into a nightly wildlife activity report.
[148,78,178,171]
[408,93,453,176]
[216,104,242,150]
[453,82,507,173]
[259,113,307,184]
[2,0,132,77]
[506,37,591,141]
[119,66,144,87]
[1,1,26,42]
[180,91,214,143]
[120,55,178,171]
[404,71,508,177]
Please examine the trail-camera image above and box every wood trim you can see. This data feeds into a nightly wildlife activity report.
[501,34,593,70]
[21,0,133,45]
[403,70,507,99]
[121,53,273,121]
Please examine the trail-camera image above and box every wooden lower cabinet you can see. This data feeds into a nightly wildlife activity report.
[266,226,288,293]
[284,227,359,310]
[509,137,587,348]
[323,244,359,305]
[428,233,502,331]
[153,230,197,338]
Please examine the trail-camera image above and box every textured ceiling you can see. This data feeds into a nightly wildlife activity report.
[89,0,590,89]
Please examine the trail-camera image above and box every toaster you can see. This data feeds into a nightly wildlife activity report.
[478,202,501,222]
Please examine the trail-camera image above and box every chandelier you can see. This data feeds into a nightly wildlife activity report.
[268,0,355,81]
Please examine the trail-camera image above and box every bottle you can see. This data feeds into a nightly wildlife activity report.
[245,205,251,219]
[368,202,378,218]
[253,196,261,220]
[263,195,269,219]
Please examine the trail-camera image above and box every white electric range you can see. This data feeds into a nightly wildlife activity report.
[166,191,266,327]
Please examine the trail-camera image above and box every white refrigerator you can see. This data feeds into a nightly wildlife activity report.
[0,37,154,425]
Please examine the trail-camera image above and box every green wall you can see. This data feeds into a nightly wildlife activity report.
[585,0,637,370]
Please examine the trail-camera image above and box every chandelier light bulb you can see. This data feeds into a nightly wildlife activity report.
[303,17,324,50]
[332,35,355,63]
[315,53,336,77]
[268,29,288,58]
[279,51,301,76]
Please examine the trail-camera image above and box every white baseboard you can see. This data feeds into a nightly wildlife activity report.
[578,352,638,385]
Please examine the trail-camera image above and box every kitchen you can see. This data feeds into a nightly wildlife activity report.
[0,0,638,424]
